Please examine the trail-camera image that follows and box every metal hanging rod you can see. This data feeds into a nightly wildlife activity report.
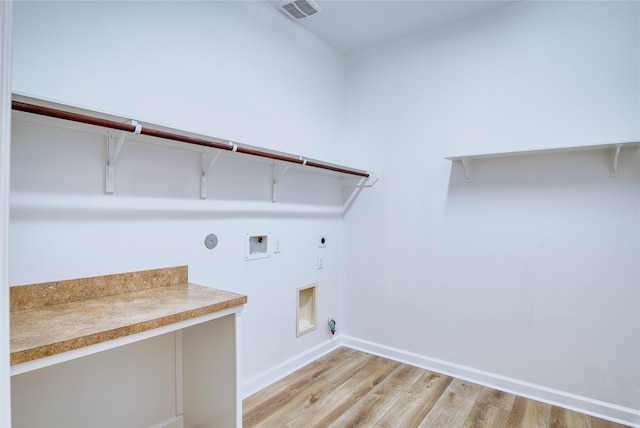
[12,100,370,178]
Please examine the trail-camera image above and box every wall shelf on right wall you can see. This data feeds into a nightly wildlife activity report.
[445,140,640,183]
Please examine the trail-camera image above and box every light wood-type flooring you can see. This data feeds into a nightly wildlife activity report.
[243,347,629,428]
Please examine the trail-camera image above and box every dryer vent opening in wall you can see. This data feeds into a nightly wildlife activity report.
[278,0,321,20]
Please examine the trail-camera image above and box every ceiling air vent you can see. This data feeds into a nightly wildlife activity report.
[279,0,321,20]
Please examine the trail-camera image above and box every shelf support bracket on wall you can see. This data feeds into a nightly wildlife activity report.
[105,120,141,194]
[200,149,223,199]
[272,159,303,203]
[343,171,379,214]
[461,158,473,183]
[610,144,622,177]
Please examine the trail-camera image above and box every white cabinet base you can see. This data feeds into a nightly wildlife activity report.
[11,313,242,428]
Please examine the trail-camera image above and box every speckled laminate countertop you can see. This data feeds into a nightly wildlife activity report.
[10,266,247,365]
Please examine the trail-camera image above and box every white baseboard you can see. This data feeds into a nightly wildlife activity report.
[149,415,183,428]
[340,336,639,428]
[241,336,343,399]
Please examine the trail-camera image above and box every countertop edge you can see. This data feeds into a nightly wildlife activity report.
[10,293,247,366]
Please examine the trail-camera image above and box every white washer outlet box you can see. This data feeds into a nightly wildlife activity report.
[245,232,271,260]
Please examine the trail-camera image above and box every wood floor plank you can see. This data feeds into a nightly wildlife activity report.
[327,363,424,428]
[477,387,517,411]
[418,377,484,427]
[244,378,334,428]
[469,405,512,428]
[507,395,527,427]
[244,347,369,427]
[592,417,632,428]
[317,347,372,385]
[550,405,592,428]
[508,396,552,428]
[243,359,330,418]
[374,370,453,427]
[284,354,400,427]
[463,387,517,428]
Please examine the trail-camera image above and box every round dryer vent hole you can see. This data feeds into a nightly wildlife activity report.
[204,234,219,249]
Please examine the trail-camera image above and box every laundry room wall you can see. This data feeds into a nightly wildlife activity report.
[343,0,640,424]
[9,1,355,416]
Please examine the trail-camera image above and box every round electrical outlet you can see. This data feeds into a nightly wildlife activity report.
[204,234,218,249]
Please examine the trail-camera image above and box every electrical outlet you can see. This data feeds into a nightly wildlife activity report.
[317,255,324,269]
[274,238,281,253]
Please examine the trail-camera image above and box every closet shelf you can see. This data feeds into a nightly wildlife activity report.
[445,140,640,183]
[12,94,375,200]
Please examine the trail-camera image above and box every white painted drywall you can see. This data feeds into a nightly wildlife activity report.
[11,0,349,164]
[344,0,639,416]
[9,1,348,424]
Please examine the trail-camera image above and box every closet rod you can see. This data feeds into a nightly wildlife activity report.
[12,101,370,178]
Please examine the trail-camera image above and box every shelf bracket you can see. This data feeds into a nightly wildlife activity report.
[272,159,301,203]
[105,120,141,194]
[461,158,473,183]
[343,171,379,214]
[610,144,622,177]
[200,150,223,199]
[342,172,380,189]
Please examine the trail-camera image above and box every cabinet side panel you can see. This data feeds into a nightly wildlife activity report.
[182,315,237,428]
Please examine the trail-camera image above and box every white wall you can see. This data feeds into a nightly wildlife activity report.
[12,0,349,163]
[344,0,639,421]
[9,1,349,423]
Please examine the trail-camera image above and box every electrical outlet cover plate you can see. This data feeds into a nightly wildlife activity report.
[319,235,327,248]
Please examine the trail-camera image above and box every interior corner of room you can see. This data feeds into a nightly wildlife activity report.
[1,0,639,427]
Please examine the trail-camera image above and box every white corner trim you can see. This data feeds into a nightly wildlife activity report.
[241,336,343,399]
[0,1,12,426]
[340,336,639,428]
[149,415,183,428]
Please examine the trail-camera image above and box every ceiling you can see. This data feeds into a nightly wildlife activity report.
[273,0,515,54]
